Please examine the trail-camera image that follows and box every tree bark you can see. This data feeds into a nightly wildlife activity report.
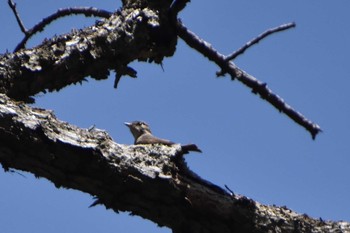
[0,95,349,233]
[0,0,176,102]
[0,0,347,232]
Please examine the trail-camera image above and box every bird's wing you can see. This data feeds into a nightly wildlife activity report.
[136,134,174,146]
[136,134,202,153]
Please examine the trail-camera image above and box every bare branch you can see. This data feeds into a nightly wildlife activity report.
[226,22,296,62]
[7,0,27,34]
[14,7,112,52]
[176,20,321,139]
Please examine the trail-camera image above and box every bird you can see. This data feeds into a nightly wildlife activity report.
[124,121,202,154]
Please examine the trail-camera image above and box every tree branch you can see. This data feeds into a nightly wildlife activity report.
[7,0,27,34]
[0,94,348,232]
[224,22,296,62]
[13,7,113,52]
[3,2,321,139]
[0,5,177,103]
[0,1,338,232]
[176,20,321,139]
[217,22,296,81]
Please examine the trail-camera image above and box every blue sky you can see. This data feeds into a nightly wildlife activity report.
[1,1,350,232]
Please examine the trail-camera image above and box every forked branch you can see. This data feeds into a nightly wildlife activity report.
[225,22,296,62]
[11,6,112,52]
[177,21,321,139]
[6,0,321,139]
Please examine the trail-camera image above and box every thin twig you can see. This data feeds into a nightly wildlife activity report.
[226,22,296,61]
[9,169,27,178]
[14,7,112,52]
[217,22,296,77]
[177,20,321,139]
[224,184,234,196]
[7,0,27,34]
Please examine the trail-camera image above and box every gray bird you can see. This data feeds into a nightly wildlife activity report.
[125,121,202,154]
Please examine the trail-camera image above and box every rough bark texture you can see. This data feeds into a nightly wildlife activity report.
[0,0,346,232]
[0,94,349,233]
[0,0,321,138]
[0,0,176,102]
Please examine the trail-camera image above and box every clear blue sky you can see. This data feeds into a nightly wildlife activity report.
[1,1,349,232]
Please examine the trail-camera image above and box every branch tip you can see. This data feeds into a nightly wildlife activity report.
[225,22,296,62]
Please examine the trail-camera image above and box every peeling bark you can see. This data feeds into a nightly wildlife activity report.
[0,94,348,233]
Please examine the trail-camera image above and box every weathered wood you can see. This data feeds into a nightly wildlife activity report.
[0,94,348,233]
[0,1,177,102]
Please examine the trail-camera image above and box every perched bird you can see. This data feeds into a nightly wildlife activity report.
[124,121,202,154]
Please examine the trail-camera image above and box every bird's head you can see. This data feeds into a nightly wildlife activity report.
[124,121,152,139]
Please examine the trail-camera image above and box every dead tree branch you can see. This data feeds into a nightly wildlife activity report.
[176,21,321,139]
[0,0,338,232]
[7,0,27,34]
[224,22,296,62]
[4,1,321,138]
[12,7,112,52]
[0,93,347,233]
[0,5,177,103]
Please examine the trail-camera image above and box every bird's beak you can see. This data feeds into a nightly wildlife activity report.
[124,122,131,127]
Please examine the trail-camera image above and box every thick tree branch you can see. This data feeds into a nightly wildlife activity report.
[0,4,177,103]
[0,94,348,233]
[176,21,321,139]
[0,1,338,232]
[3,1,321,139]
